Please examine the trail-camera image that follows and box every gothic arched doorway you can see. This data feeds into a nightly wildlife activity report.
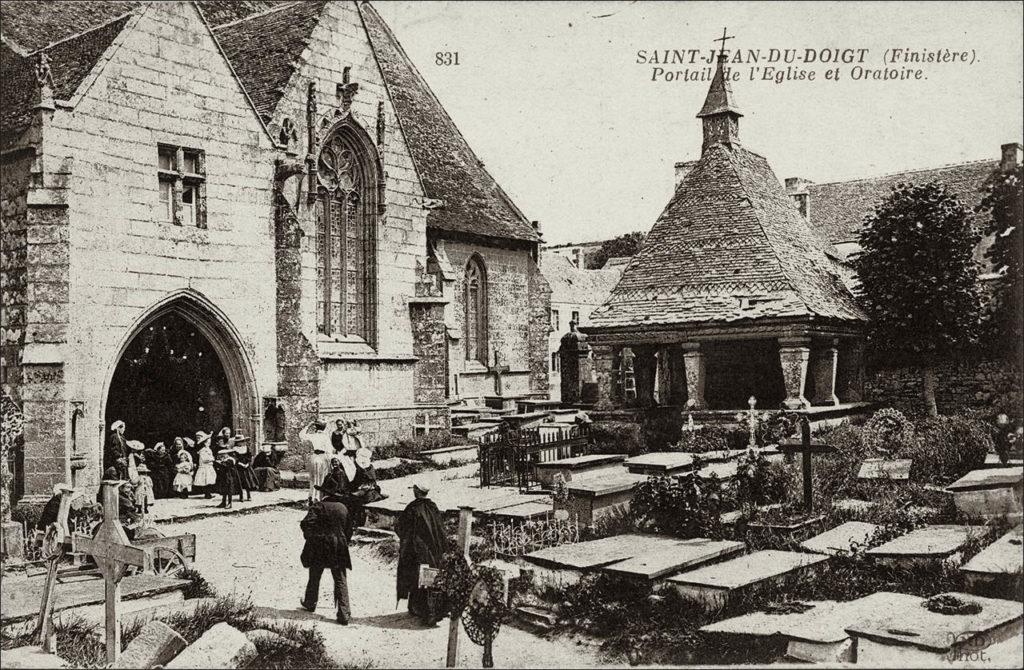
[102,294,259,452]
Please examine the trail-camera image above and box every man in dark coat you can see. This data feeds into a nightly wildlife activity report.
[300,498,352,624]
[105,420,129,480]
[395,484,448,624]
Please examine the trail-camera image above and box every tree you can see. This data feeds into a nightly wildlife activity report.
[977,164,1023,363]
[586,231,645,269]
[852,181,982,416]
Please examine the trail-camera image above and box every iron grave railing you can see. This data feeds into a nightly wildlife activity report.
[478,424,590,491]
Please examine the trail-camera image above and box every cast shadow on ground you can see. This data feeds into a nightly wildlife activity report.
[352,611,439,630]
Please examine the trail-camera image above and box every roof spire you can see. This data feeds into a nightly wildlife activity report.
[697,29,742,152]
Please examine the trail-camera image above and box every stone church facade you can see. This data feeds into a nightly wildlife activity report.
[0,1,550,501]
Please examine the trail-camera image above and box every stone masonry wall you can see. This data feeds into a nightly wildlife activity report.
[527,255,551,395]
[411,302,447,403]
[0,150,32,403]
[44,2,280,492]
[867,358,1023,417]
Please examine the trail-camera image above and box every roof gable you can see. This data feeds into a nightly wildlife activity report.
[359,3,539,243]
[589,143,864,330]
[543,254,623,306]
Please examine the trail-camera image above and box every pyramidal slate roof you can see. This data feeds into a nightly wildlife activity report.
[359,3,539,242]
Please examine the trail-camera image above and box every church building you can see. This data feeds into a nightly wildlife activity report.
[584,51,866,414]
[0,1,550,501]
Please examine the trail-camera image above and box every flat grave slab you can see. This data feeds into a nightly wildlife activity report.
[847,591,1024,666]
[534,453,626,486]
[624,452,695,475]
[961,525,1023,593]
[523,533,681,586]
[419,443,479,465]
[702,592,912,664]
[480,499,554,522]
[946,466,1023,522]
[858,458,913,481]
[602,538,745,581]
[666,550,829,611]
[800,521,880,556]
[865,524,989,567]
[559,471,647,525]
[697,460,738,482]
[518,399,563,412]
[985,453,1024,467]
[830,498,877,514]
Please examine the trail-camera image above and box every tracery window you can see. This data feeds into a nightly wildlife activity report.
[315,130,376,343]
[464,255,488,365]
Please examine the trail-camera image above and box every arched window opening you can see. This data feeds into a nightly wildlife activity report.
[315,128,377,343]
[465,256,488,364]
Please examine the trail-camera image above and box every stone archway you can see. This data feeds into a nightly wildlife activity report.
[100,292,260,455]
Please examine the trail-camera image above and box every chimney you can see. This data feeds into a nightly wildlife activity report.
[1001,143,1022,172]
[785,177,813,220]
[674,160,698,187]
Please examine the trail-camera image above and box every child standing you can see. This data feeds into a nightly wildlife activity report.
[214,449,241,509]
[134,464,155,513]
[172,450,194,498]
[233,434,257,502]
[192,432,217,499]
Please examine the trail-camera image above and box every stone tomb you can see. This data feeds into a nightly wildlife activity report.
[846,591,1024,667]
[865,524,989,568]
[945,467,1023,522]
[522,533,681,587]
[623,452,696,476]
[961,525,1023,595]
[602,538,745,582]
[800,521,880,556]
[555,471,647,526]
[858,458,913,481]
[666,550,830,611]
[533,454,626,487]
[701,592,911,664]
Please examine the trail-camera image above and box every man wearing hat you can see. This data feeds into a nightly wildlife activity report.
[395,483,447,625]
[105,420,129,480]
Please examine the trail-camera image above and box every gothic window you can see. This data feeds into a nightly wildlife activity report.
[464,255,488,364]
[157,144,205,228]
[315,130,377,343]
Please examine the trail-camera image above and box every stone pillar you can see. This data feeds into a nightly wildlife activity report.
[655,347,672,404]
[810,340,839,406]
[633,346,657,407]
[836,339,865,403]
[558,324,592,405]
[681,342,706,410]
[778,337,811,410]
[590,344,617,409]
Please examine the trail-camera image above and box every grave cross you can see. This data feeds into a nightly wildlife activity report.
[73,481,148,665]
[414,413,441,435]
[777,416,836,514]
[487,350,510,396]
[745,396,758,448]
[714,27,735,59]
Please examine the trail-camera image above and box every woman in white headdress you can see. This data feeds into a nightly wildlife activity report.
[192,431,217,498]
[172,449,194,497]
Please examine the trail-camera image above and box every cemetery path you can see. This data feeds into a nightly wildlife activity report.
[161,508,608,669]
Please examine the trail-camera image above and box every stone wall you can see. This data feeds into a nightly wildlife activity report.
[0,150,32,403]
[410,302,447,403]
[527,255,552,395]
[866,358,1023,417]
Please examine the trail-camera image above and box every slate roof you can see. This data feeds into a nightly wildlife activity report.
[801,160,1001,244]
[359,3,540,242]
[213,1,327,121]
[697,54,742,118]
[543,254,623,307]
[588,142,866,330]
[1,14,131,134]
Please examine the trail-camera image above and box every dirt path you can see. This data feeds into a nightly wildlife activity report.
[161,508,610,669]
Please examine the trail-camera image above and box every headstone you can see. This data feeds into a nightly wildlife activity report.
[523,533,681,587]
[800,521,880,556]
[533,454,625,487]
[858,458,913,481]
[846,591,1024,667]
[702,592,911,664]
[112,620,187,669]
[666,550,830,611]
[602,538,745,581]
[865,524,990,568]
[961,525,1023,595]
[623,452,695,476]
[165,622,257,669]
[945,467,1023,522]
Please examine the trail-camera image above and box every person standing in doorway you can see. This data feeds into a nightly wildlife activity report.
[395,484,447,625]
[299,496,352,625]
[105,420,129,480]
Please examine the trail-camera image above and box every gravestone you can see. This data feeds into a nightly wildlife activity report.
[865,524,989,568]
[623,452,695,476]
[557,471,646,526]
[165,622,256,669]
[846,591,1024,667]
[602,538,745,581]
[112,620,187,669]
[961,525,1023,595]
[534,454,625,487]
[858,458,913,481]
[800,521,880,556]
[523,533,681,587]
[945,466,1023,522]
[666,550,829,611]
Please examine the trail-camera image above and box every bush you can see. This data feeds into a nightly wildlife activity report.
[907,415,991,485]
[589,421,644,456]
[734,451,788,507]
[632,474,724,538]
[672,425,729,453]
[640,413,682,451]
[375,430,454,460]
[179,566,217,599]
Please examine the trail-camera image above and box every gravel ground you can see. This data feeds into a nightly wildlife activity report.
[161,508,610,669]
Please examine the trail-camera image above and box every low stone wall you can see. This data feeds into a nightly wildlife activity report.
[866,358,1022,417]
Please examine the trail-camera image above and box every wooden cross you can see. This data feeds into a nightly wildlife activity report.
[777,416,836,514]
[487,350,510,396]
[73,482,147,664]
[34,488,75,652]
[714,27,735,59]
[337,66,359,110]
[446,507,474,668]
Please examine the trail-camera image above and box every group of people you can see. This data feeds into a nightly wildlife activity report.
[103,420,287,511]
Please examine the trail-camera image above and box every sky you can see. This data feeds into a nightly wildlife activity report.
[373,1,1024,245]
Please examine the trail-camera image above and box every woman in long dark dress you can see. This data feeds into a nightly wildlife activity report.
[253,444,282,491]
[232,435,257,502]
[145,442,173,499]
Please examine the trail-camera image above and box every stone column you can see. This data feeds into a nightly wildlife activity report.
[590,344,617,409]
[778,337,811,410]
[633,346,658,407]
[558,324,592,405]
[681,342,706,410]
[836,339,865,403]
[655,347,672,405]
[810,340,839,406]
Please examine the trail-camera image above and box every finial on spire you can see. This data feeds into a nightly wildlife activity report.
[713,27,735,60]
